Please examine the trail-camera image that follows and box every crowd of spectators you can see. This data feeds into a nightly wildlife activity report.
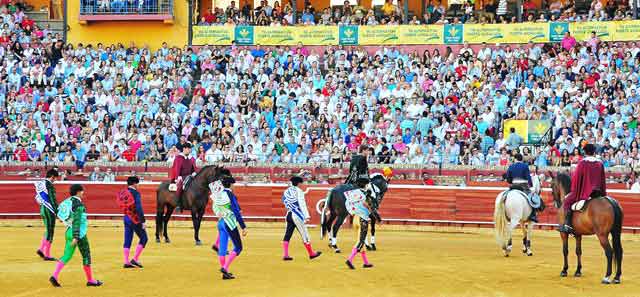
[194,0,638,27]
[1,1,639,170]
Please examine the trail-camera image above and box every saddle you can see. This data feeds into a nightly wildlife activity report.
[505,188,543,210]
[168,176,193,192]
[571,200,588,212]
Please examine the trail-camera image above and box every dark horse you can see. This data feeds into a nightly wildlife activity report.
[156,165,231,245]
[550,172,623,284]
[321,174,389,253]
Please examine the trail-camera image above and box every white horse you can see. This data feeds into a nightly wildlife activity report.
[493,174,542,257]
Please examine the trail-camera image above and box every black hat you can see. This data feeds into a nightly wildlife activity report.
[290,176,304,186]
[584,143,596,155]
[127,176,140,186]
[46,169,59,178]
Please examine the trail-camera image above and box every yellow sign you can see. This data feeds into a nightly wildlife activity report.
[569,21,615,42]
[503,119,528,142]
[192,26,234,45]
[398,25,443,45]
[254,27,297,45]
[464,23,549,44]
[294,26,339,45]
[612,20,640,41]
[359,26,400,45]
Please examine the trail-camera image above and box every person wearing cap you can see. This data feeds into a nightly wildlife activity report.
[35,168,59,261]
[281,176,321,261]
[560,144,607,234]
[121,176,147,269]
[211,174,246,280]
[49,184,103,287]
[170,142,198,211]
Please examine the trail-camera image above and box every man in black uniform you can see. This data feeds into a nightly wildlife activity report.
[345,145,370,187]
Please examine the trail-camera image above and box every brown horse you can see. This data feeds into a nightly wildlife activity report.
[550,172,623,284]
[156,165,231,245]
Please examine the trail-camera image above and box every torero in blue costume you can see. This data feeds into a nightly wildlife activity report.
[211,175,247,280]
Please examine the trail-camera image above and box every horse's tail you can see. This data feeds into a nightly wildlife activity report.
[494,192,510,249]
[606,197,624,235]
[320,189,333,239]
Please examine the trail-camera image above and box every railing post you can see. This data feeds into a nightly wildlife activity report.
[188,0,193,46]
[63,0,67,43]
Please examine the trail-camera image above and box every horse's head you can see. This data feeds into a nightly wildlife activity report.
[366,174,389,222]
[551,172,571,209]
[197,165,233,185]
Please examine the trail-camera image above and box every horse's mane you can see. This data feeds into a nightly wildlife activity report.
[556,172,572,194]
[195,165,231,182]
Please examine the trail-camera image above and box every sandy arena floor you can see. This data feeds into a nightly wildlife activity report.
[1,221,639,297]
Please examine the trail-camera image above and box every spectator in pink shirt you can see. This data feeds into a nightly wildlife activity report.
[561,31,577,52]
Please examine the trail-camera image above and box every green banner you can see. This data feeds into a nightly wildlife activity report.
[234,26,254,45]
[339,25,359,45]
[527,120,551,144]
[444,24,463,44]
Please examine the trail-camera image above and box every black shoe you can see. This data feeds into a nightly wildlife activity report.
[363,263,374,268]
[49,276,61,287]
[123,263,135,269]
[283,256,293,261]
[86,280,103,287]
[37,250,45,259]
[365,245,373,251]
[130,259,143,268]
[220,268,235,280]
[212,245,219,252]
[44,256,57,261]
[310,251,322,260]
[345,260,355,270]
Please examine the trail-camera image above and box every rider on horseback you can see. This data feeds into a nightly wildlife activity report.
[345,145,371,187]
[505,153,540,222]
[559,144,607,234]
[170,143,197,211]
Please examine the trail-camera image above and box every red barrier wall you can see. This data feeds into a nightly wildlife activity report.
[2,182,639,229]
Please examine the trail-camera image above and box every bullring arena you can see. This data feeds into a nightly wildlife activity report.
[2,180,639,297]
[3,0,640,296]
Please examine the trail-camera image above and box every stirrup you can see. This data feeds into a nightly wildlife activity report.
[558,225,574,234]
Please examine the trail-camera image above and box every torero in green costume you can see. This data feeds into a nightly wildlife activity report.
[49,184,103,287]
[35,169,59,261]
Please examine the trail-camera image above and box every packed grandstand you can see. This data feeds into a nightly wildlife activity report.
[0,1,639,176]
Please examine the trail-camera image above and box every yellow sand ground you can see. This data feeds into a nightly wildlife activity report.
[0,221,639,297]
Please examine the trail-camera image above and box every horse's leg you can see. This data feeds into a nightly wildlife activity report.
[524,222,533,256]
[369,218,377,251]
[503,217,518,256]
[325,212,336,246]
[612,230,623,283]
[191,208,202,246]
[155,206,163,243]
[521,223,528,254]
[163,206,174,243]
[574,235,582,277]
[560,233,569,277]
[331,212,348,253]
[597,233,614,284]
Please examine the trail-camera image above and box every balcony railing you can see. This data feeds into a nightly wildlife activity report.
[79,0,174,21]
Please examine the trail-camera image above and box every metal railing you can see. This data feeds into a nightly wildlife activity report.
[79,0,173,15]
